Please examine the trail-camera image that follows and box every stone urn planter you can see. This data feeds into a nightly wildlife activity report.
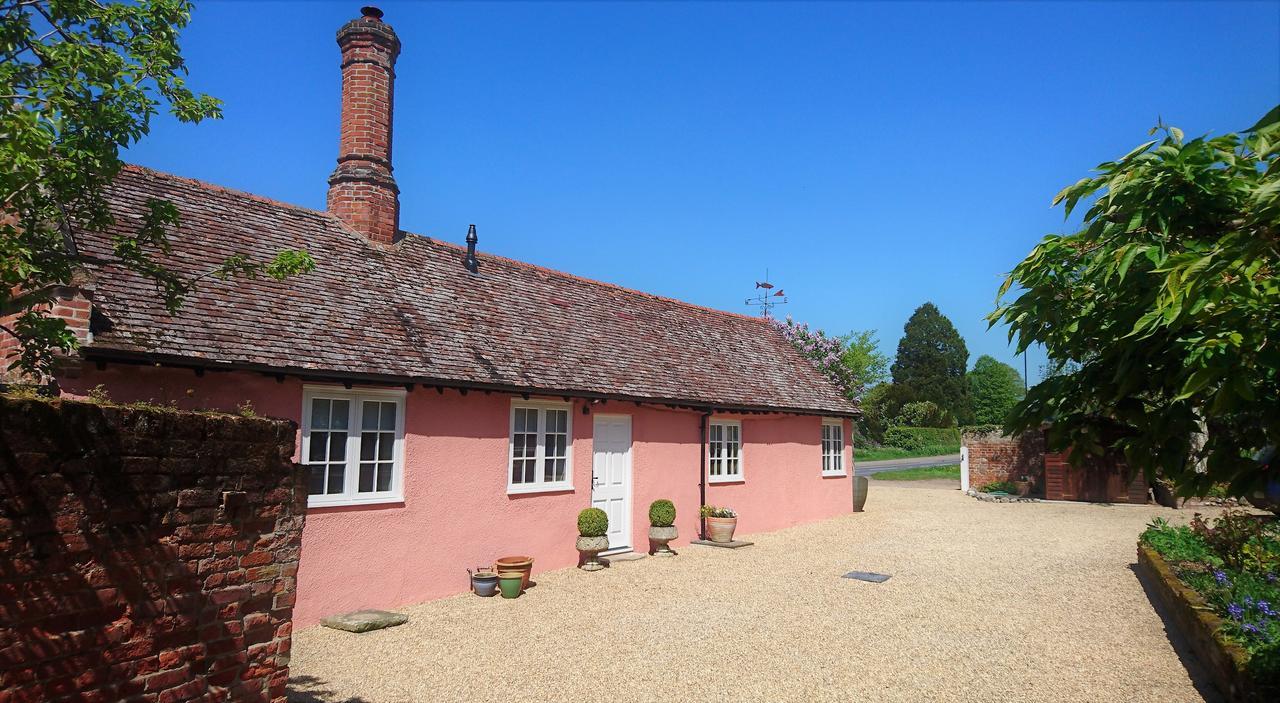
[576,534,609,571]
[648,498,678,556]
[649,525,678,556]
[1014,480,1032,498]
[576,507,609,571]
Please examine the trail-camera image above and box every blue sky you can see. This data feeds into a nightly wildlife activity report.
[126,1,1280,382]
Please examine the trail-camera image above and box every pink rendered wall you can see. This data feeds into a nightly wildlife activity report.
[60,366,852,627]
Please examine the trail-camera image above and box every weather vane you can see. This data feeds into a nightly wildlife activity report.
[745,270,787,318]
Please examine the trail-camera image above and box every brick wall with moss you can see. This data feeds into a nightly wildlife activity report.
[963,429,1045,490]
[0,395,305,703]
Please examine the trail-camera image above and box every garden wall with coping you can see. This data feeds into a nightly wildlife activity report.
[1136,544,1271,701]
[0,395,305,703]
[961,429,1045,491]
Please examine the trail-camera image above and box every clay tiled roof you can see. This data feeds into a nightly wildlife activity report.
[76,166,857,416]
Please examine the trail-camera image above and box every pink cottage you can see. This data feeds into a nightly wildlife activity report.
[29,7,859,627]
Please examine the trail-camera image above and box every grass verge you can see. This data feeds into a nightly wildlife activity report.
[872,464,960,481]
[856,444,960,462]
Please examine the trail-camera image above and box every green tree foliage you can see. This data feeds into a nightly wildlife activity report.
[892,400,952,428]
[1,0,313,377]
[840,329,890,397]
[890,303,971,423]
[990,109,1280,495]
[773,318,889,401]
[967,355,1025,425]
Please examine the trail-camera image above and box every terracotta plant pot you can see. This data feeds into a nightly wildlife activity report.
[1014,480,1032,497]
[705,516,737,543]
[576,534,609,571]
[470,570,498,597]
[649,524,678,556]
[1153,481,1179,509]
[853,476,869,512]
[493,555,533,591]
[497,571,523,599]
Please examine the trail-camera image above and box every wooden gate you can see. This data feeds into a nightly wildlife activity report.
[1044,449,1149,503]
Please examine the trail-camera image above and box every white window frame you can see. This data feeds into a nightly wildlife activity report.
[507,400,574,495]
[822,418,846,477]
[301,385,406,508]
[707,419,743,484]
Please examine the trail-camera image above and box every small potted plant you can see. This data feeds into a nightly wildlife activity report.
[700,504,737,543]
[1013,474,1033,497]
[576,507,609,571]
[648,499,677,556]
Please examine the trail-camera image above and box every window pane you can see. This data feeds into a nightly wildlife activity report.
[710,424,722,442]
[362,401,379,431]
[311,399,330,429]
[308,466,326,495]
[554,458,566,482]
[378,432,394,460]
[512,460,523,484]
[359,463,375,492]
[524,459,535,484]
[376,464,392,492]
[308,432,328,462]
[515,408,528,433]
[544,458,554,483]
[326,464,345,494]
[329,431,347,461]
[361,433,376,461]
[380,402,396,430]
[331,400,349,430]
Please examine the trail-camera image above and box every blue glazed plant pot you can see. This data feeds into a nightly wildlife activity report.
[471,571,499,597]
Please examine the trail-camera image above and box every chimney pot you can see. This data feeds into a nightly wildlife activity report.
[361,6,384,20]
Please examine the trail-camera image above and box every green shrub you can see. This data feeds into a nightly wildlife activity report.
[980,480,1018,494]
[577,507,608,537]
[960,424,1002,436]
[648,499,676,527]
[883,426,961,452]
[1140,517,1221,566]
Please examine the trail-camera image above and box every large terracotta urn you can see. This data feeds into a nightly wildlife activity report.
[705,516,737,543]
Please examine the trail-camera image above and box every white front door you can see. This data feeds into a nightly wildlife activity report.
[591,415,632,552]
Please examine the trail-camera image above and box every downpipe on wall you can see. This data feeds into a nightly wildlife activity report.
[698,410,711,540]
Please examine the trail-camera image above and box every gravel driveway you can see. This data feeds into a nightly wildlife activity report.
[289,480,1222,702]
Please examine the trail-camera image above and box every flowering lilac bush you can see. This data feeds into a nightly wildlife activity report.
[1142,513,1280,685]
[771,316,857,398]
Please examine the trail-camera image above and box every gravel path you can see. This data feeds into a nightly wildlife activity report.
[289,481,1223,702]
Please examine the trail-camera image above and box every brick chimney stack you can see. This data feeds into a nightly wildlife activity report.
[328,6,401,245]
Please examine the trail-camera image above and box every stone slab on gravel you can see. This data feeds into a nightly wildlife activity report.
[291,483,1231,702]
[842,570,891,583]
[690,538,755,549]
[319,610,408,633]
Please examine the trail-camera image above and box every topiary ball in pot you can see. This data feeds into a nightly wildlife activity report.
[577,507,608,537]
[648,499,678,556]
[576,508,609,571]
[648,499,676,527]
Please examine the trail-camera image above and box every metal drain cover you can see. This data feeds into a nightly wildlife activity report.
[843,571,891,583]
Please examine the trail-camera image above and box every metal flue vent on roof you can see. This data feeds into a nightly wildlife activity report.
[463,224,479,273]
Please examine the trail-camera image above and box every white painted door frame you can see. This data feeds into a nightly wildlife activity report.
[591,414,633,554]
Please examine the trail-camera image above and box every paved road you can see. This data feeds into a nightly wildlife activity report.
[854,453,961,476]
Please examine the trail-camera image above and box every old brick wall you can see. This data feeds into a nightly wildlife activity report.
[0,396,305,703]
[963,429,1046,491]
